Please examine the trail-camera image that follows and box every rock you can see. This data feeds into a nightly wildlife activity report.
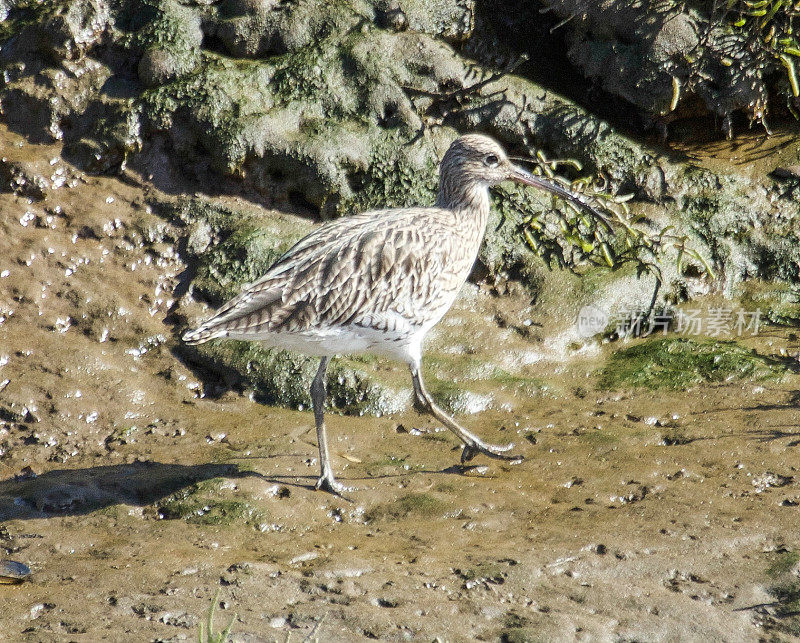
[40,0,110,59]
[138,48,194,87]
[651,14,699,63]
[400,0,475,41]
[375,2,407,32]
[489,0,769,129]
[186,220,213,255]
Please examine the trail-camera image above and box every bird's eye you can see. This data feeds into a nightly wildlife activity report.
[484,154,499,167]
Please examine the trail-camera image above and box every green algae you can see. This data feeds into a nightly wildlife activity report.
[737,280,800,327]
[157,497,263,526]
[335,129,440,216]
[365,492,447,521]
[426,378,490,415]
[598,337,787,390]
[182,339,408,416]
[193,223,297,304]
[767,551,800,579]
[166,198,309,304]
[156,480,266,527]
[764,550,800,637]
[119,0,201,54]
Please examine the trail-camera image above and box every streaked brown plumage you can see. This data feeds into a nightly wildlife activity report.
[184,134,607,495]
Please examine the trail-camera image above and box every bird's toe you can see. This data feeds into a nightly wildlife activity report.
[315,475,356,499]
[461,444,479,463]
[462,442,523,463]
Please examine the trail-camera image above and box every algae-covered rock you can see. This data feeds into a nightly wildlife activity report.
[0,0,670,208]
[479,0,774,133]
[400,0,474,42]
[138,47,194,87]
[668,164,800,291]
[598,337,787,390]
[211,0,365,58]
[168,198,309,304]
[3,0,800,346]
[181,338,409,416]
[736,280,800,326]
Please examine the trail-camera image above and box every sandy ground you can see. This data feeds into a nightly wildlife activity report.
[1,123,800,641]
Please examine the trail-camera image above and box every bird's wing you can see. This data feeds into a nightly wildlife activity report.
[183,208,460,343]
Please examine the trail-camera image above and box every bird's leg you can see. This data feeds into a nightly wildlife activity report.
[311,357,353,497]
[409,361,524,464]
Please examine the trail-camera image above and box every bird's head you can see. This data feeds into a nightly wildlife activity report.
[438,134,511,193]
[437,133,611,227]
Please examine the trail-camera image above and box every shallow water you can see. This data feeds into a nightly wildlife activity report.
[1,123,800,640]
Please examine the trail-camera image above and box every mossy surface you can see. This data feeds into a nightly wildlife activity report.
[366,492,447,522]
[3,0,800,307]
[131,12,450,215]
[182,338,409,416]
[598,337,786,390]
[764,550,800,637]
[156,479,266,528]
[164,198,311,304]
[737,280,800,327]
[195,218,302,304]
[767,551,800,579]
[426,378,491,415]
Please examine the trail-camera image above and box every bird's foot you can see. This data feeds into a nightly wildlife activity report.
[315,474,356,500]
[461,441,523,464]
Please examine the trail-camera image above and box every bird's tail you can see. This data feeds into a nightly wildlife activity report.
[181,324,227,345]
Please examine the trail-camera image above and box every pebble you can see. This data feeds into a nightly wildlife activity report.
[29,603,45,619]
[289,552,318,564]
[462,465,490,476]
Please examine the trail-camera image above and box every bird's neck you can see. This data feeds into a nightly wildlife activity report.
[435,180,491,228]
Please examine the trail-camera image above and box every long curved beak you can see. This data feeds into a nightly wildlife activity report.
[509,164,613,229]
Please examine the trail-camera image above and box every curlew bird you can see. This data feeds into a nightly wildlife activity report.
[183,134,609,495]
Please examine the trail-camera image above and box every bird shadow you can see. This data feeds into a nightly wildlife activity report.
[0,456,500,521]
[688,388,800,415]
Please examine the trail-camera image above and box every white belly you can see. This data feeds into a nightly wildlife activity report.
[224,316,430,364]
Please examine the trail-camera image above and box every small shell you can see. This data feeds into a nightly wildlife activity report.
[0,560,31,584]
